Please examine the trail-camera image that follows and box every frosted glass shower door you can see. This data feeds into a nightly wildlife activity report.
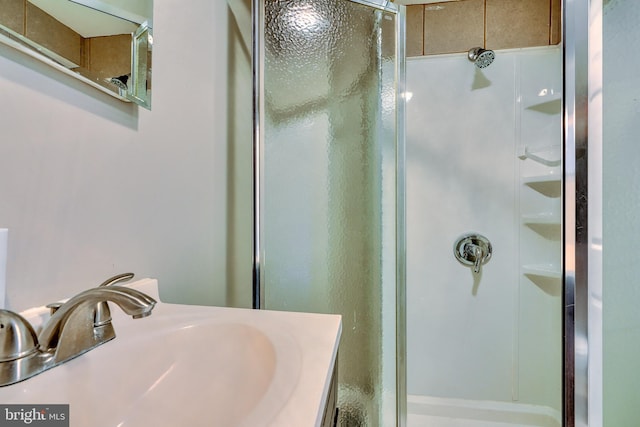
[258,0,403,425]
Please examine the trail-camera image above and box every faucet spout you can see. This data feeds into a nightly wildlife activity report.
[0,282,156,386]
[38,286,156,357]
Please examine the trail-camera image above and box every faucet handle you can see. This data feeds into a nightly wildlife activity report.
[45,302,64,316]
[99,273,135,287]
[95,273,135,326]
[0,310,38,362]
[453,233,492,274]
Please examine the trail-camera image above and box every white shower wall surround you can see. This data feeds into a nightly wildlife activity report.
[406,46,562,426]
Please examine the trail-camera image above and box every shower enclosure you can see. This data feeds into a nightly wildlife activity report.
[253,0,404,425]
[406,45,563,426]
[252,0,592,425]
[403,0,592,424]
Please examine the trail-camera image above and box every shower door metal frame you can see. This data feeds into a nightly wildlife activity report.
[251,0,264,311]
[251,0,407,425]
[395,7,407,427]
[563,0,600,426]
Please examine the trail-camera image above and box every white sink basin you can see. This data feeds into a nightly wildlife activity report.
[0,279,341,427]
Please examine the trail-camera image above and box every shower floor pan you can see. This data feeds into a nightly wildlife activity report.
[407,395,561,427]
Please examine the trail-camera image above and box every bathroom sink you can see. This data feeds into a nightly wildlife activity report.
[0,279,341,427]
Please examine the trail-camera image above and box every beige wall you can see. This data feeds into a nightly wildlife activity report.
[0,0,249,310]
[407,0,563,57]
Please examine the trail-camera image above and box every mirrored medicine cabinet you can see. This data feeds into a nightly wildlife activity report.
[0,0,153,109]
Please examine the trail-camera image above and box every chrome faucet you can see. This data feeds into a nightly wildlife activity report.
[0,275,156,386]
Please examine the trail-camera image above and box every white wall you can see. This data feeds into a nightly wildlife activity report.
[407,52,518,402]
[406,47,562,410]
[0,0,253,311]
[602,0,640,425]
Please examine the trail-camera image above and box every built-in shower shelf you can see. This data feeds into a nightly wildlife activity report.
[522,213,561,238]
[523,264,562,295]
[525,97,562,115]
[521,213,560,224]
[522,264,562,279]
[525,224,561,239]
[523,174,561,197]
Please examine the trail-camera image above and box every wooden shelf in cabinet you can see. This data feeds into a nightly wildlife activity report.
[523,174,561,197]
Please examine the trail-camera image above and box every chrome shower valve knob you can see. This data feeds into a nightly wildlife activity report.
[453,233,492,274]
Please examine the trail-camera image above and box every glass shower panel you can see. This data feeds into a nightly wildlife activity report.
[261,0,400,425]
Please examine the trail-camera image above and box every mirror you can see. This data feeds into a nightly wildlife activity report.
[0,0,153,109]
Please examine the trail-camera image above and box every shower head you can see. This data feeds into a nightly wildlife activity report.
[467,47,495,69]
[108,73,130,90]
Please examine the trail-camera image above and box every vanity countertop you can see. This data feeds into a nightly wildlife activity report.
[0,278,342,427]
